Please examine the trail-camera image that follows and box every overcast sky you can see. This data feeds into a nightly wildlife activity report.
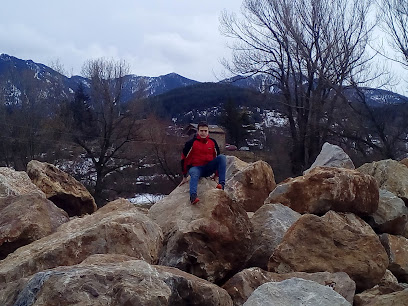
[0,0,242,82]
[0,1,407,95]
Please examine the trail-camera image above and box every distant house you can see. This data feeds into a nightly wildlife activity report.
[183,123,226,151]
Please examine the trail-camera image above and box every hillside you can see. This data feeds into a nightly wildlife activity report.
[145,81,273,121]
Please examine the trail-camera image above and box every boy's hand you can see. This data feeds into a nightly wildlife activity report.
[179,176,189,186]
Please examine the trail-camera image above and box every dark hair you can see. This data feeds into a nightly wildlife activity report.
[197,121,208,129]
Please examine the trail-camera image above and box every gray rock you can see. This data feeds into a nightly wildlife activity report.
[370,189,408,235]
[243,278,350,306]
[222,268,355,305]
[304,142,355,174]
[247,204,301,269]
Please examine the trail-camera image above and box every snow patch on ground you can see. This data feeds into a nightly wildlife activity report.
[128,193,165,205]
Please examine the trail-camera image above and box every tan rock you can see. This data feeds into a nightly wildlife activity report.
[354,287,408,306]
[0,167,45,197]
[304,142,355,174]
[247,204,301,269]
[0,198,163,283]
[358,159,408,203]
[0,193,69,259]
[379,234,408,283]
[268,211,389,291]
[266,167,379,215]
[226,160,276,212]
[2,257,232,306]
[353,270,405,306]
[379,269,399,286]
[27,160,96,216]
[400,157,408,168]
[222,267,355,305]
[149,179,252,283]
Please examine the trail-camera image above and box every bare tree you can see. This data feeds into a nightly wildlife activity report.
[379,0,408,67]
[329,87,408,163]
[221,0,376,174]
[144,115,182,187]
[0,66,58,169]
[67,58,145,206]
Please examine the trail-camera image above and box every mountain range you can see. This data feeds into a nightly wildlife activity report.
[0,53,407,108]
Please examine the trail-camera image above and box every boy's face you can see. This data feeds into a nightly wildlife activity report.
[198,127,209,139]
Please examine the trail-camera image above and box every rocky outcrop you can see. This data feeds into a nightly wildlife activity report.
[27,160,96,216]
[2,157,408,305]
[243,278,350,306]
[357,159,408,203]
[268,211,389,291]
[0,193,69,259]
[149,179,252,283]
[222,267,355,305]
[266,167,379,216]
[225,160,276,212]
[379,234,408,283]
[368,190,408,235]
[304,142,355,174]
[0,199,163,283]
[0,167,45,197]
[246,204,301,269]
[2,256,233,306]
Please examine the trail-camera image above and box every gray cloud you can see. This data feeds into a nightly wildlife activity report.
[0,0,241,81]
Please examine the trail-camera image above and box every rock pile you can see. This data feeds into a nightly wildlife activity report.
[1,149,408,305]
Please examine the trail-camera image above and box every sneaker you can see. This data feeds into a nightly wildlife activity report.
[190,193,200,204]
[216,183,225,190]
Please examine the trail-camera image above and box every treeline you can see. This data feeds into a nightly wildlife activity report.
[0,59,183,206]
[145,82,269,120]
[220,0,408,174]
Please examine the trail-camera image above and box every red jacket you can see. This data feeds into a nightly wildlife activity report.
[181,135,220,176]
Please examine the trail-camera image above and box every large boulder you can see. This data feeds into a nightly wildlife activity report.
[379,234,408,283]
[243,278,350,306]
[222,267,355,305]
[149,179,252,284]
[268,211,389,291]
[304,142,355,174]
[27,160,96,216]
[226,155,250,179]
[0,167,45,197]
[0,198,163,283]
[2,256,233,306]
[246,204,301,269]
[368,189,408,235]
[265,166,379,216]
[0,193,69,259]
[357,159,408,203]
[225,160,276,212]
